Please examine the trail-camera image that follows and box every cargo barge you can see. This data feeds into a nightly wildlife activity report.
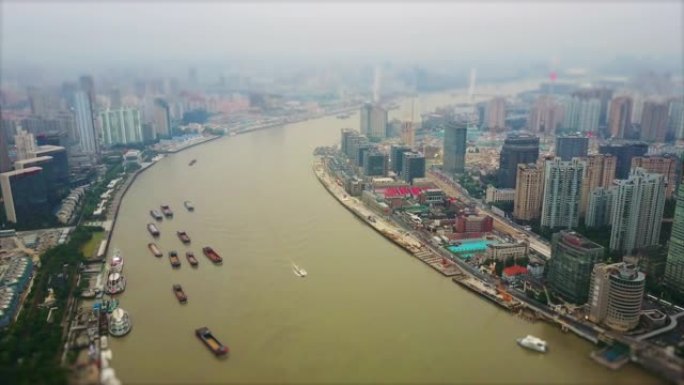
[173,284,187,304]
[177,231,191,244]
[184,201,195,211]
[161,204,173,218]
[186,251,199,267]
[202,246,223,264]
[147,223,160,237]
[168,251,181,268]
[195,327,228,356]
[148,242,163,257]
[150,209,163,221]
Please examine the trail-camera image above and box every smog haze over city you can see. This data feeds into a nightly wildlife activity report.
[1,2,684,385]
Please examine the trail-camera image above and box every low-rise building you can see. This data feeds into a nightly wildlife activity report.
[502,265,529,283]
[485,243,529,261]
[455,214,493,233]
[485,186,515,203]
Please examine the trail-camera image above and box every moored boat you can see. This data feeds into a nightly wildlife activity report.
[202,246,223,264]
[110,249,124,273]
[184,201,195,211]
[148,242,163,257]
[177,231,191,244]
[189,159,197,166]
[105,272,126,295]
[169,251,181,268]
[186,251,199,267]
[108,308,132,337]
[160,205,173,218]
[195,327,228,356]
[173,284,187,303]
[516,335,548,353]
[147,223,160,237]
[150,209,163,221]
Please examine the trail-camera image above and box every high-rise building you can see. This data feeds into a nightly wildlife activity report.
[99,108,143,146]
[610,168,666,253]
[585,187,615,228]
[665,184,684,295]
[562,96,601,134]
[528,95,564,135]
[547,230,604,304]
[360,103,387,139]
[73,90,98,155]
[573,88,614,127]
[442,120,467,175]
[669,98,684,140]
[608,96,633,139]
[14,128,37,161]
[345,134,368,165]
[401,152,426,184]
[341,129,356,156]
[640,100,670,142]
[153,98,171,138]
[390,145,412,175]
[631,155,679,199]
[400,121,415,147]
[513,163,544,221]
[599,141,648,179]
[27,87,58,117]
[587,263,645,331]
[556,134,588,161]
[580,154,617,217]
[485,97,506,131]
[541,157,585,229]
[498,133,540,189]
[363,150,388,177]
[0,167,49,225]
[631,94,645,125]
[0,107,11,173]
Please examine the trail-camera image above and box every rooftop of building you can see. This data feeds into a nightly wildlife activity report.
[0,166,43,178]
[557,230,604,251]
[14,156,53,168]
[503,265,529,276]
[35,145,66,155]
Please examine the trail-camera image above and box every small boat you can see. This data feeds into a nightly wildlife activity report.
[81,289,97,299]
[148,242,163,257]
[110,249,124,273]
[150,209,163,221]
[195,327,228,356]
[173,284,187,304]
[184,201,195,211]
[177,231,191,244]
[516,335,548,353]
[108,308,132,337]
[202,246,223,264]
[147,223,160,237]
[189,159,197,166]
[292,262,307,277]
[160,205,173,218]
[169,251,181,268]
[186,251,199,267]
[105,272,126,295]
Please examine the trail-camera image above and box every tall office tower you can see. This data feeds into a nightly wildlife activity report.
[0,167,49,224]
[580,154,617,217]
[608,96,633,139]
[528,95,564,135]
[665,184,684,295]
[442,120,467,175]
[573,87,614,127]
[585,187,615,228]
[547,230,604,304]
[400,121,415,147]
[541,157,586,229]
[669,98,684,140]
[99,108,143,146]
[599,141,648,179]
[359,103,388,139]
[341,129,356,156]
[73,90,98,155]
[0,107,12,172]
[640,100,670,142]
[498,133,540,188]
[609,168,666,253]
[485,97,506,131]
[562,96,601,134]
[14,128,37,161]
[401,151,426,184]
[631,94,645,125]
[153,98,171,138]
[345,133,368,162]
[513,163,544,221]
[556,134,588,161]
[390,145,412,175]
[587,263,645,331]
[362,150,388,177]
[631,155,679,199]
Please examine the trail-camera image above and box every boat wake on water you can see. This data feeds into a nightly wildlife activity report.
[291,262,307,277]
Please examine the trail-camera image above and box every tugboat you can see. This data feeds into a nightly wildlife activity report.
[148,242,163,257]
[177,231,191,244]
[184,201,195,211]
[108,308,132,337]
[160,205,173,218]
[202,246,223,264]
[189,159,197,166]
[110,249,124,273]
[516,335,548,353]
[173,284,187,303]
[168,251,181,268]
[186,251,199,267]
[105,272,126,295]
[150,209,163,221]
[147,223,160,237]
[195,327,228,356]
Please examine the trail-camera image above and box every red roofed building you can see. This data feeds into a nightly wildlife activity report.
[502,265,529,283]
[455,214,493,233]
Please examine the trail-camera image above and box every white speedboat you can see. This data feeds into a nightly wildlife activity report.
[292,263,307,277]
[110,249,124,273]
[516,335,548,353]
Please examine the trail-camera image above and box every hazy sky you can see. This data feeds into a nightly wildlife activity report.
[1,1,682,74]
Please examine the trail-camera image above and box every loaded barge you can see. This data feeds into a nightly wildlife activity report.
[177,231,191,244]
[202,246,223,264]
[173,284,187,304]
[147,223,160,237]
[161,205,173,218]
[186,251,199,267]
[148,242,163,257]
[150,209,163,221]
[168,251,181,268]
[195,327,228,356]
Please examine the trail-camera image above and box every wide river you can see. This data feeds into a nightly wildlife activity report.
[109,81,662,384]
